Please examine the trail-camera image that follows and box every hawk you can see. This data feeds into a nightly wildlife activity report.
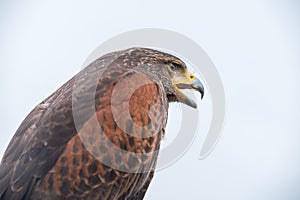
[0,48,204,200]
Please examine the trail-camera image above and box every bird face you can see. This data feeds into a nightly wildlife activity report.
[164,60,204,108]
[118,47,204,108]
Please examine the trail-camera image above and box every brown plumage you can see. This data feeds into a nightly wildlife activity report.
[0,48,204,200]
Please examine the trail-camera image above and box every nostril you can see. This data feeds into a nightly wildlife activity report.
[190,75,195,80]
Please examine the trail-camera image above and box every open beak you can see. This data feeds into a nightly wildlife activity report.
[173,73,205,109]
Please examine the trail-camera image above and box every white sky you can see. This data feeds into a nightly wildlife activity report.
[0,0,300,199]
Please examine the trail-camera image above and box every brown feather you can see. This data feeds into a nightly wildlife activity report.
[0,47,187,200]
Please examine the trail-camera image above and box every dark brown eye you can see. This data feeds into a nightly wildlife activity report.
[170,64,176,71]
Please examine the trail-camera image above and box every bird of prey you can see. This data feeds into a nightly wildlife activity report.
[0,47,204,200]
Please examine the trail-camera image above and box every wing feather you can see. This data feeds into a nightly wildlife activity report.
[0,50,125,199]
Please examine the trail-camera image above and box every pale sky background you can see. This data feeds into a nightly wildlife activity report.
[0,0,300,199]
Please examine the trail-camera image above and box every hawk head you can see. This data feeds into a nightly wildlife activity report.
[159,55,204,108]
[122,48,205,108]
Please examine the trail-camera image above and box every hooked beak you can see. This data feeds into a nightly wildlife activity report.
[191,78,205,99]
[174,74,205,109]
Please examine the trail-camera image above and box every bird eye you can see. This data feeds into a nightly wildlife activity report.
[170,64,176,71]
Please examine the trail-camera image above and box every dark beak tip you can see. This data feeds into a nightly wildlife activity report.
[191,78,205,100]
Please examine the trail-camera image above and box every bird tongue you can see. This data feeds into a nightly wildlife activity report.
[176,83,193,90]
